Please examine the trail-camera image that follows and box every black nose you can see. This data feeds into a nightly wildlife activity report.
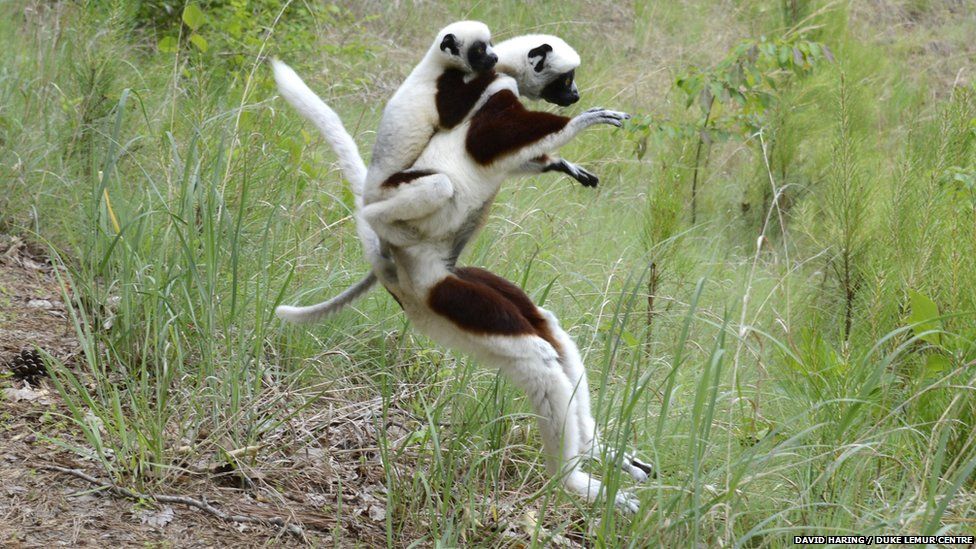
[472,53,497,72]
[556,91,579,107]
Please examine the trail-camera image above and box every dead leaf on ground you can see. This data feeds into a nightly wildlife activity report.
[3,386,52,404]
[518,509,573,547]
[367,504,385,522]
[138,505,175,529]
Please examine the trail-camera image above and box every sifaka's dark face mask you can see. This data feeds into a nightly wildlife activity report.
[540,70,580,106]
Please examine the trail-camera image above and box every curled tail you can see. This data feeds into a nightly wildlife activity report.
[271,59,367,195]
[272,59,388,322]
[276,272,377,323]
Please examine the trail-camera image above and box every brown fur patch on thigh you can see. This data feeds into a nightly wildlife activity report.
[427,267,561,353]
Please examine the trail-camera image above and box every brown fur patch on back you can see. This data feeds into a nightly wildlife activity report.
[381,169,437,188]
[427,267,561,353]
[466,90,570,165]
[435,69,497,129]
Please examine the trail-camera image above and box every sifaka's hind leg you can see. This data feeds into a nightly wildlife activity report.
[424,267,640,511]
[538,307,654,482]
[360,171,454,247]
[496,348,637,513]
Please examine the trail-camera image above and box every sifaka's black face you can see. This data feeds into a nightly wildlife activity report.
[540,69,579,106]
[467,40,498,73]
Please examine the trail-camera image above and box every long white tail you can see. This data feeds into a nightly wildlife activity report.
[272,59,383,323]
[275,272,377,323]
[271,59,367,195]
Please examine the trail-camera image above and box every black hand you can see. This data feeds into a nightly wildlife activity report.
[544,159,600,188]
[572,165,599,187]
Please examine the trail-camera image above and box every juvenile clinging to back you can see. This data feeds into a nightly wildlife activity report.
[362,20,498,201]
[272,34,602,322]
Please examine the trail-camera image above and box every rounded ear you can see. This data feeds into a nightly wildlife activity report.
[527,44,553,73]
[440,34,460,56]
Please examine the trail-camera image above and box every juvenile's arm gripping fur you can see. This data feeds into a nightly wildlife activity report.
[361,172,456,247]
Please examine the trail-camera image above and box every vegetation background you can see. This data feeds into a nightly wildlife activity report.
[1,0,975,546]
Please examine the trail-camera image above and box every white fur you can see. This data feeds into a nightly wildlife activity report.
[272,39,647,511]
[386,278,645,512]
[364,97,639,509]
[363,20,494,202]
[271,59,386,290]
[494,34,581,100]
[274,270,376,323]
[271,59,367,196]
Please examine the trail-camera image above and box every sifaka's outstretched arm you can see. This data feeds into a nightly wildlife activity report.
[464,90,628,175]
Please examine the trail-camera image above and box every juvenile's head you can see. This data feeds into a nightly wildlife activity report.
[494,34,581,106]
[433,21,497,73]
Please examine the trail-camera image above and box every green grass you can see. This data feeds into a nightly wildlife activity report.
[2,0,975,546]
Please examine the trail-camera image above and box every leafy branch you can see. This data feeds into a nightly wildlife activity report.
[628,35,833,223]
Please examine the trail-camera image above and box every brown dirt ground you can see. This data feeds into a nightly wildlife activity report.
[0,234,390,547]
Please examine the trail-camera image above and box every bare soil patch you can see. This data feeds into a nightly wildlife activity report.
[0,234,394,547]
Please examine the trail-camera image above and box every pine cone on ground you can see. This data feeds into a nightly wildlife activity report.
[7,349,48,385]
